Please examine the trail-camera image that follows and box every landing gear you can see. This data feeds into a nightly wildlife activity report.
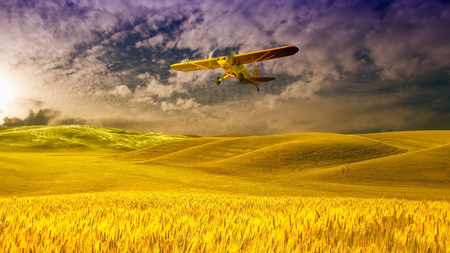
[215,76,221,85]
[238,73,244,82]
[257,86,260,91]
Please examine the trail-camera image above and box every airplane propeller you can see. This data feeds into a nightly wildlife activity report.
[208,49,216,68]
[228,49,238,65]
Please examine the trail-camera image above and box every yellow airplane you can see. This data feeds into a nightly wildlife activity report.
[170,45,299,91]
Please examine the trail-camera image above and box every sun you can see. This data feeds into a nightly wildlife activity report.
[0,75,18,113]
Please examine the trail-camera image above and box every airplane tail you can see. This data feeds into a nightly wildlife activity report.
[237,67,275,90]
[252,67,274,82]
[253,67,259,78]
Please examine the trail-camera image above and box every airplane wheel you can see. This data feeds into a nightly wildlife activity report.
[215,76,221,85]
[238,73,244,82]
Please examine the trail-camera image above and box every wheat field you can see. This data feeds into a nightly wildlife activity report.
[1,192,449,253]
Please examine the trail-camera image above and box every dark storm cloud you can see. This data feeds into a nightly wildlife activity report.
[2,109,60,127]
[1,108,89,127]
[1,0,450,134]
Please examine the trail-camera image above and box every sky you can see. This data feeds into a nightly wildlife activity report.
[0,0,449,135]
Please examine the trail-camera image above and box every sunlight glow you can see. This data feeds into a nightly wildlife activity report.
[0,74,18,113]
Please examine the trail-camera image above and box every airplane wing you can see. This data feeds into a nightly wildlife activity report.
[234,46,299,65]
[170,58,221,72]
[170,45,298,71]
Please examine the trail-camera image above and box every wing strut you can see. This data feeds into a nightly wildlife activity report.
[236,50,275,74]
[189,62,213,70]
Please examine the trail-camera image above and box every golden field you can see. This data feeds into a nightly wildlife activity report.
[1,126,450,252]
[1,126,450,199]
[1,192,449,253]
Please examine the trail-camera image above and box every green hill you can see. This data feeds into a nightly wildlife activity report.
[0,125,189,150]
[1,127,450,199]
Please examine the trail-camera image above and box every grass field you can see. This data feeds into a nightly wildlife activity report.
[1,125,450,252]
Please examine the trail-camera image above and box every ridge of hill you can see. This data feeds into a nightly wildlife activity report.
[309,142,450,187]
[358,131,450,151]
[0,125,188,150]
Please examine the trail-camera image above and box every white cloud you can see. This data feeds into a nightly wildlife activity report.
[256,74,329,112]
[161,98,199,112]
[136,34,165,48]
[168,68,219,87]
[280,76,328,100]
[108,85,132,98]
[137,72,151,80]
[145,78,185,98]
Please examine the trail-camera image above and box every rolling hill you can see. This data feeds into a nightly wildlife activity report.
[0,125,189,150]
[120,133,407,175]
[1,126,450,199]
[310,131,450,187]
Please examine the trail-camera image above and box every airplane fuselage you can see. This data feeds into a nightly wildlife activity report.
[216,55,253,83]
